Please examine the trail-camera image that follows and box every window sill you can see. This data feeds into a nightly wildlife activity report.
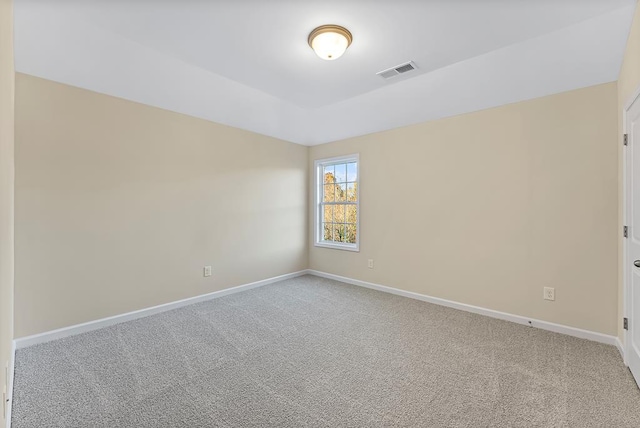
[314,242,360,252]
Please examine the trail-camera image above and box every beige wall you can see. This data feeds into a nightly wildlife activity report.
[14,74,308,338]
[618,1,640,342]
[310,83,619,336]
[0,0,13,424]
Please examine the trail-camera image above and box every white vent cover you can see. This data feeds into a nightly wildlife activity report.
[377,61,418,80]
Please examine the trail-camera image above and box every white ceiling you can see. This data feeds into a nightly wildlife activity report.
[14,0,637,145]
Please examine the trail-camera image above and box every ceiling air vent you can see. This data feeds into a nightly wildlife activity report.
[377,61,418,80]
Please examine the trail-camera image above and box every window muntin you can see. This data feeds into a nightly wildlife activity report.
[315,155,359,251]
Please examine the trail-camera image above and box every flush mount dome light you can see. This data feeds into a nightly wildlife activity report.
[308,25,353,60]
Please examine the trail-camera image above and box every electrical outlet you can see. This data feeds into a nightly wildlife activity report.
[367,259,374,269]
[543,287,555,301]
[203,266,212,277]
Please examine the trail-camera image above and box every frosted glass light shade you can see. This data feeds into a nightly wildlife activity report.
[308,25,353,61]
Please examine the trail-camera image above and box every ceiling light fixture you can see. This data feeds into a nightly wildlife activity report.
[308,25,353,61]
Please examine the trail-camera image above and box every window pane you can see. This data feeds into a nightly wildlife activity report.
[346,205,357,223]
[346,224,357,244]
[323,184,335,202]
[333,224,346,243]
[335,183,346,202]
[323,205,332,223]
[347,182,357,202]
[334,163,347,183]
[347,162,357,181]
[322,223,332,241]
[333,204,346,223]
[323,165,335,183]
[317,158,358,248]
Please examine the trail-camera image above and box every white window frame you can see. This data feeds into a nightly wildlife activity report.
[314,154,360,252]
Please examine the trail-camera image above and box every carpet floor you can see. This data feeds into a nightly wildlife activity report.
[11,275,640,427]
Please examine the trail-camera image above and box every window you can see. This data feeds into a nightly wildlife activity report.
[315,154,359,251]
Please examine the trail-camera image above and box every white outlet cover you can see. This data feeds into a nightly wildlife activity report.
[543,287,555,301]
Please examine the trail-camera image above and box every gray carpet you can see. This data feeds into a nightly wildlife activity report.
[11,275,640,427]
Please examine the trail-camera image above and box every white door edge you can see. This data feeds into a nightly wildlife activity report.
[623,84,640,368]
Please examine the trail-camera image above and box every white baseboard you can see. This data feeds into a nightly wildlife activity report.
[615,337,625,360]
[14,270,307,350]
[5,341,15,428]
[13,268,621,353]
[307,270,619,348]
